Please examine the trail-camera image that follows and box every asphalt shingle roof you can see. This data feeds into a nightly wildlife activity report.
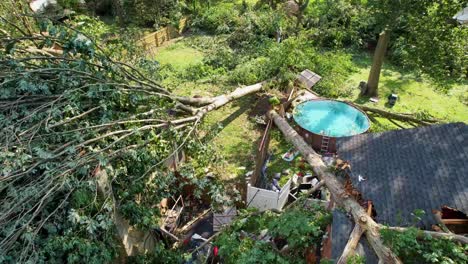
[336,122,468,228]
[331,123,467,263]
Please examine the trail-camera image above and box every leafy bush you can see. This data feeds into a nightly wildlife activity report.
[381,227,468,263]
[390,4,468,83]
[304,0,373,48]
[229,57,271,84]
[183,62,226,81]
[215,203,331,263]
[191,3,241,34]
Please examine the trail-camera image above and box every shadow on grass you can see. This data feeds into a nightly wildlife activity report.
[201,96,256,143]
[353,95,370,104]
[351,51,372,69]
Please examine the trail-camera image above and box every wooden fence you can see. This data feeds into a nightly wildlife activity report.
[138,17,188,56]
[250,119,273,187]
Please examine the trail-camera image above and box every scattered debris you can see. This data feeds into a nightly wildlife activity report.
[213,207,237,232]
[282,148,299,162]
[387,93,398,107]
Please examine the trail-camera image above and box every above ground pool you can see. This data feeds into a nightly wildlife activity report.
[293,100,370,137]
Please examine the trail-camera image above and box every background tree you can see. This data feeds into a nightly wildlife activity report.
[364,0,467,96]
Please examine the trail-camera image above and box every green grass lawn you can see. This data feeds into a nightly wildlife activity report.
[338,53,468,131]
[154,41,204,71]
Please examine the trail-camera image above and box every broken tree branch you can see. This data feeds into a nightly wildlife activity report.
[337,202,373,264]
[432,210,453,234]
[175,81,265,107]
[346,102,439,126]
[382,226,468,244]
[285,180,325,210]
[193,82,265,120]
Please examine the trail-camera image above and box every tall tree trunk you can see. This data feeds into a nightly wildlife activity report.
[366,30,390,97]
[268,110,402,264]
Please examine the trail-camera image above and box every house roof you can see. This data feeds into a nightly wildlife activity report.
[336,122,468,229]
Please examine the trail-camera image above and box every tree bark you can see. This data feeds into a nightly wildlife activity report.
[337,225,364,264]
[433,210,453,234]
[175,81,264,106]
[268,110,402,264]
[383,226,468,244]
[346,102,439,126]
[192,82,264,120]
[366,30,390,97]
[337,203,373,263]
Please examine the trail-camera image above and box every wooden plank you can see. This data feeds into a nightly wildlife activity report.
[442,219,468,225]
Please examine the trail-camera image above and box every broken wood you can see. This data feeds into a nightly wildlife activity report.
[442,219,468,225]
[382,226,468,244]
[175,81,265,107]
[193,82,265,121]
[433,210,453,234]
[160,227,180,242]
[337,225,364,264]
[268,109,402,264]
[337,202,373,264]
[175,208,212,235]
[284,180,325,210]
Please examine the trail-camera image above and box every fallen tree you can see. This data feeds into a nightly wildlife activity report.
[0,13,264,261]
[345,101,440,126]
[268,109,402,263]
[268,109,466,263]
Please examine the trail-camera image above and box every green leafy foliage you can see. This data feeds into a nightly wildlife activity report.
[268,205,331,251]
[125,0,183,29]
[381,227,468,263]
[0,13,231,262]
[191,2,241,34]
[215,203,331,263]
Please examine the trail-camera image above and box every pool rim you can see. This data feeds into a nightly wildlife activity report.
[292,98,371,138]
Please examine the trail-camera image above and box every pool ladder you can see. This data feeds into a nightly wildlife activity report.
[320,132,330,153]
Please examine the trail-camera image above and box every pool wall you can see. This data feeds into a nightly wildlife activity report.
[296,125,338,153]
[293,99,370,153]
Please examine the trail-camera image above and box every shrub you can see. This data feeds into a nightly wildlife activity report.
[229,57,271,84]
[191,3,241,34]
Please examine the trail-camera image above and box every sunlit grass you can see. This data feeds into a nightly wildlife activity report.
[340,53,468,124]
[154,41,204,71]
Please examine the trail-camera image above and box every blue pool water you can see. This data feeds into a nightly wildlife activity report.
[293,100,370,137]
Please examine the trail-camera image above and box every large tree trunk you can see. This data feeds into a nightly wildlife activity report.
[268,110,402,264]
[366,30,390,97]
[193,82,264,121]
[176,81,265,107]
[346,102,439,126]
